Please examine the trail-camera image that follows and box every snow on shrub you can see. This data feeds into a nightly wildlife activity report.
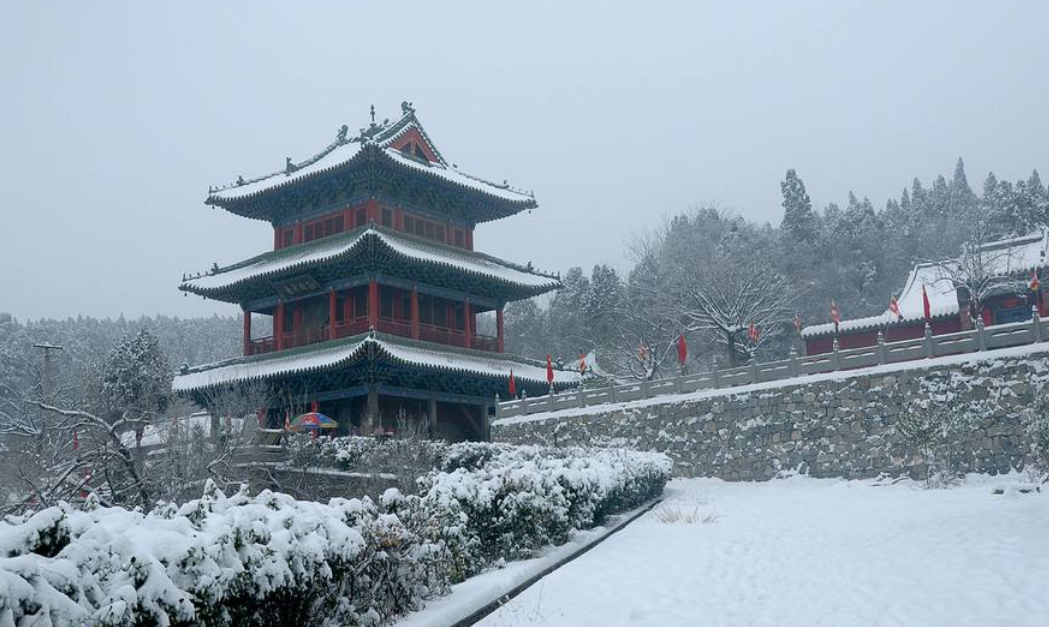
[0,443,669,626]
[306,438,671,581]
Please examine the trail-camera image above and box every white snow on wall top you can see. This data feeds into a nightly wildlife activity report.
[181,228,560,293]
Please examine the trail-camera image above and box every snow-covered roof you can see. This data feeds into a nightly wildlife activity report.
[172,333,581,393]
[802,264,960,338]
[802,229,1049,338]
[980,228,1049,274]
[179,226,560,298]
[207,106,534,207]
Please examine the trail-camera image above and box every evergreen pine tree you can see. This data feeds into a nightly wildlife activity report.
[98,329,172,424]
[780,169,818,242]
[948,158,977,218]
[582,264,624,348]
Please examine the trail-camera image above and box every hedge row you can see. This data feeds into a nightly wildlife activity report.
[0,442,670,626]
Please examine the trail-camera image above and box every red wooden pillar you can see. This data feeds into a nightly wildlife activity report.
[242,308,251,355]
[496,307,505,353]
[273,228,280,250]
[463,299,473,349]
[410,286,420,340]
[368,278,379,330]
[328,289,337,340]
[275,301,285,350]
[465,229,474,250]
[367,199,380,224]
[294,223,303,245]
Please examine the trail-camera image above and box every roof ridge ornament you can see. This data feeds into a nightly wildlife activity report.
[285,157,299,175]
[401,101,414,115]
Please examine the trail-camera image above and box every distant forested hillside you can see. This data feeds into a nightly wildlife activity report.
[0,313,239,402]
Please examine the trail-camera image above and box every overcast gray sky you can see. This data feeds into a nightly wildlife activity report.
[2,1,1047,321]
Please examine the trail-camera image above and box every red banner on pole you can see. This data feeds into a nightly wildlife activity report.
[889,295,902,320]
[677,334,687,365]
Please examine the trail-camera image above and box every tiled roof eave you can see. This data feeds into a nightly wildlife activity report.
[172,334,578,393]
[178,228,561,300]
[207,144,535,209]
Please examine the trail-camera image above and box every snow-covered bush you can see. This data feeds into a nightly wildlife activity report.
[420,442,671,580]
[0,443,670,626]
[0,480,437,626]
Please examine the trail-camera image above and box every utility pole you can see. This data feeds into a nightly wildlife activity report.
[33,342,63,437]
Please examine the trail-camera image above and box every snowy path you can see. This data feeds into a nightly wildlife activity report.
[476,476,1049,627]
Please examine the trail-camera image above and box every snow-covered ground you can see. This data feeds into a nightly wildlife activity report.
[473,475,1049,627]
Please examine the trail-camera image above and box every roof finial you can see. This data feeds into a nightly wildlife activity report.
[370,104,376,124]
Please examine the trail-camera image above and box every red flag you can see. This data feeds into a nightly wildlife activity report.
[793,313,803,333]
[889,295,902,320]
[579,353,588,373]
[922,285,932,322]
[546,354,554,386]
[1031,270,1041,292]
[677,334,687,365]
[283,414,291,432]
[508,369,517,397]
[830,301,841,328]
[748,320,760,342]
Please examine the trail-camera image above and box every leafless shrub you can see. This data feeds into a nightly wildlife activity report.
[653,497,717,524]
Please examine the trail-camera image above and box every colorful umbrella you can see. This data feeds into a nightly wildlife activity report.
[288,412,339,432]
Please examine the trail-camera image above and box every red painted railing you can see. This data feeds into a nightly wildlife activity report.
[419,323,466,347]
[377,317,413,337]
[247,336,276,355]
[473,334,499,352]
[247,318,500,356]
[334,318,371,339]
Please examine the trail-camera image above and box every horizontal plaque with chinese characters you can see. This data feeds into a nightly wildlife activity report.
[272,275,322,299]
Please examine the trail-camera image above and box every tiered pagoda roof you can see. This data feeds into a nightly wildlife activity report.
[179,225,561,305]
[206,102,536,224]
[173,332,580,400]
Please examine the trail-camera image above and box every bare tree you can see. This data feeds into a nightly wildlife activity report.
[680,258,796,367]
[588,233,688,381]
[0,396,153,512]
[927,210,1026,321]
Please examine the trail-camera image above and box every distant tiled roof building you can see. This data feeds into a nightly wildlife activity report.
[803,229,1049,355]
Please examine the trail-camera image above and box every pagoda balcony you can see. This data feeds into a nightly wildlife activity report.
[247,317,500,356]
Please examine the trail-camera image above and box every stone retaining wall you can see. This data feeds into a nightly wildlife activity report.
[492,348,1049,480]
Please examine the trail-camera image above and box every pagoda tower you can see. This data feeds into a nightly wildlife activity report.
[174,103,578,441]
